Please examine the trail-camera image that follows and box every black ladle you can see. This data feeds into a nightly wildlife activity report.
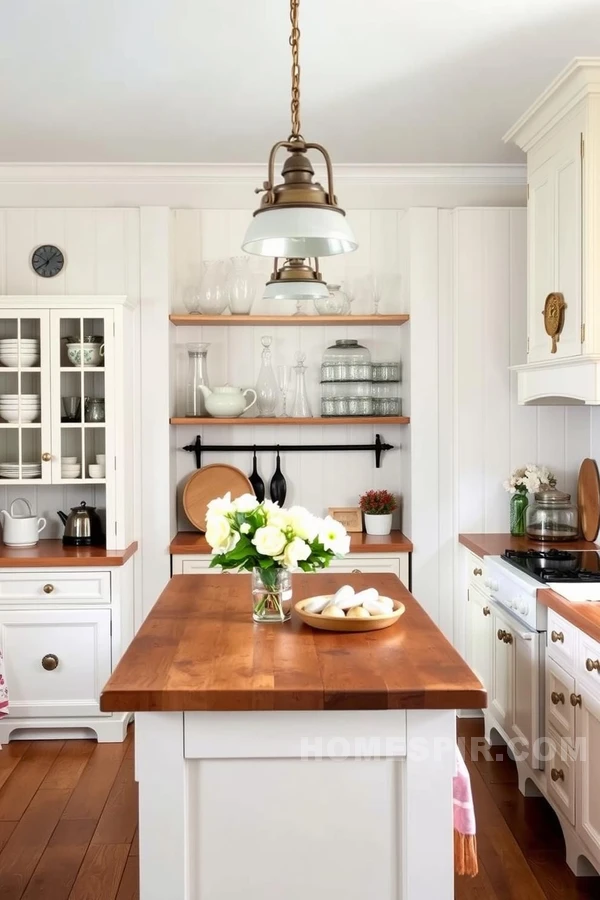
[270,448,287,505]
[248,448,265,502]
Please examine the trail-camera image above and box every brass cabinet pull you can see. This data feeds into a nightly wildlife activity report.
[551,630,564,644]
[570,693,582,707]
[482,606,491,617]
[551,691,565,705]
[503,632,513,645]
[41,654,59,671]
[497,628,505,641]
[41,452,51,462]
[473,567,482,576]
[586,658,600,673]
[351,569,362,574]
[551,768,565,783]
[43,584,54,594]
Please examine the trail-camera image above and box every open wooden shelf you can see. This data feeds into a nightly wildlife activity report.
[170,416,410,426]
[169,314,409,327]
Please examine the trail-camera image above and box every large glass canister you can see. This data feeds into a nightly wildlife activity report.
[525,489,579,541]
[321,340,372,382]
[186,342,210,416]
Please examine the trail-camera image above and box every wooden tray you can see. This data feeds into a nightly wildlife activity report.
[182,464,253,532]
[294,596,405,632]
[577,458,600,542]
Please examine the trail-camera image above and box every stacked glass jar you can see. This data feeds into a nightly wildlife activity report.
[320,341,401,417]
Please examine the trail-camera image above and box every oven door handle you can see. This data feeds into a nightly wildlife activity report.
[518,631,533,641]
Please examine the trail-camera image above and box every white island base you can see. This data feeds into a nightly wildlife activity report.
[135,707,457,900]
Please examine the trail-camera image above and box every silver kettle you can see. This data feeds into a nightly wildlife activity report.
[57,502,104,547]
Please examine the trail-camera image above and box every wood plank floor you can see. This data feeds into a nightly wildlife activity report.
[0,720,597,898]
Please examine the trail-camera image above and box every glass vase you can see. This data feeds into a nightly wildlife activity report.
[252,567,292,623]
[185,342,210,416]
[227,256,255,315]
[510,491,529,537]
[255,335,279,417]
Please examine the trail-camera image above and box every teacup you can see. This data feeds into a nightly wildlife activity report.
[67,343,104,367]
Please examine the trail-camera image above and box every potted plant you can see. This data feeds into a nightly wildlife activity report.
[359,490,397,536]
[205,493,350,622]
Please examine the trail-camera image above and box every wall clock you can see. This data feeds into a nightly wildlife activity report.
[31,245,65,278]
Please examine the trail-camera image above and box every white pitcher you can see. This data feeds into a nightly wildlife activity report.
[0,498,46,548]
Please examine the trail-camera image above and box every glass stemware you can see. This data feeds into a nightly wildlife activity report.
[277,365,292,417]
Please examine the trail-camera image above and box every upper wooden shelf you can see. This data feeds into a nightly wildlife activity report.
[169,314,409,327]
[170,416,410,426]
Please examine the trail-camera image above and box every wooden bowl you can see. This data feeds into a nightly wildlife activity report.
[294,596,405,632]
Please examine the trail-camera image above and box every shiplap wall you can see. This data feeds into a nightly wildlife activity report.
[171,208,410,531]
[0,208,140,541]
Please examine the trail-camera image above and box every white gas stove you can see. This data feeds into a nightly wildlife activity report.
[484,556,548,631]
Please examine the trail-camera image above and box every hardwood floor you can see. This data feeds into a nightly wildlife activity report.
[0,720,597,898]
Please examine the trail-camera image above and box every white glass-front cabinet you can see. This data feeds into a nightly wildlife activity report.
[0,298,137,548]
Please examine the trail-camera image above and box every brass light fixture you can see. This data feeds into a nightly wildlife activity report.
[242,0,357,279]
[263,257,327,301]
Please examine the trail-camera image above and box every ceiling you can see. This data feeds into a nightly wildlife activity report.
[1,0,599,165]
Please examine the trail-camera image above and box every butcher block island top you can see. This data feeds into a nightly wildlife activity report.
[101,572,485,712]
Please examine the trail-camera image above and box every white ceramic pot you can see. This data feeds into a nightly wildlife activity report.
[67,342,104,367]
[200,385,257,418]
[364,512,393,535]
[0,498,46,547]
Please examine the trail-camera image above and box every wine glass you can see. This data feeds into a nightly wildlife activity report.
[277,365,292,417]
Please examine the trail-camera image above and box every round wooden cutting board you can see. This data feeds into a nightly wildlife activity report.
[577,458,600,542]
[183,464,253,532]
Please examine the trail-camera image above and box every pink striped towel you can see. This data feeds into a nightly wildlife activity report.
[453,744,478,876]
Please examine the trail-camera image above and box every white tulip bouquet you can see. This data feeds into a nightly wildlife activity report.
[205,493,350,621]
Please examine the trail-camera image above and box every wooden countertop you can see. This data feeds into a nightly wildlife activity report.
[459,533,600,557]
[0,540,137,568]
[101,572,485,713]
[538,589,600,645]
[170,530,413,555]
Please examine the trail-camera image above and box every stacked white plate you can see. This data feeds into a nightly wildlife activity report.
[0,394,40,423]
[0,462,41,479]
[0,339,40,367]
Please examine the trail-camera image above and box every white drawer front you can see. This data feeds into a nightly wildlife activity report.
[546,657,576,747]
[0,608,111,718]
[0,572,110,605]
[466,552,486,589]
[547,728,575,826]
[326,557,400,577]
[579,631,600,698]
[547,610,576,668]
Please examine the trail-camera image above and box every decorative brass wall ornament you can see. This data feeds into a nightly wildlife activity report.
[242,0,357,261]
[543,292,566,354]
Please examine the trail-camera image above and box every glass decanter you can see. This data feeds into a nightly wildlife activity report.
[290,352,312,417]
[186,342,210,416]
[255,336,278,417]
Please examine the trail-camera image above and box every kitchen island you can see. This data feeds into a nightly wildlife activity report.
[101,573,485,900]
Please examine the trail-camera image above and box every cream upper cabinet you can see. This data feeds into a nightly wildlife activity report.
[505,59,600,404]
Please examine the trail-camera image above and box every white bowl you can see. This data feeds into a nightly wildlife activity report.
[1,414,38,424]
[96,454,106,464]
[0,401,40,406]
[61,469,81,477]
[61,456,78,464]
[0,394,40,401]
[88,465,105,478]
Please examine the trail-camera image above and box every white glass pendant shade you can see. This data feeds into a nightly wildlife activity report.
[243,207,357,258]
[263,278,329,301]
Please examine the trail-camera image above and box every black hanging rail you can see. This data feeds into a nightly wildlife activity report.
[182,433,395,469]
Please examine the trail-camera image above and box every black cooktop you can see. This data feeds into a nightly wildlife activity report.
[502,548,600,583]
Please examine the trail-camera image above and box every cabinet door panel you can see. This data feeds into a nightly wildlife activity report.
[511,627,540,768]
[466,586,492,697]
[554,137,582,359]
[528,163,555,362]
[490,610,513,732]
[577,688,600,860]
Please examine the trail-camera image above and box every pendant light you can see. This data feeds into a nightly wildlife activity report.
[262,257,328,301]
[242,0,357,261]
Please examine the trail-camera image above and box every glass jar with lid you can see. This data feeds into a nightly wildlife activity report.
[525,489,579,542]
[321,340,371,382]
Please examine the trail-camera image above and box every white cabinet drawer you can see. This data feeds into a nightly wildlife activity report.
[326,557,400,577]
[466,552,486,589]
[578,631,600,698]
[546,657,576,747]
[0,608,111,718]
[547,610,576,668]
[174,555,406,583]
[547,727,575,826]
[0,572,110,605]
[180,560,233,575]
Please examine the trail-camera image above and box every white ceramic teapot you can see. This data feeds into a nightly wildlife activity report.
[199,385,257,418]
[0,498,47,548]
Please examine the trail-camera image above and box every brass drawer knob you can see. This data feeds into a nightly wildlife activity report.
[503,632,513,645]
[551,630,564,644]
[497,628,505,641]
[41,452,51,462]
[43,584,54,594]
[482,606,491,617]
[473,567,482,576]
[41,654,59,671]
[551,691,565,705]
[550,768,565,783]
[586,658,600,673]
[351,569,362,574]
[570,693,582,708]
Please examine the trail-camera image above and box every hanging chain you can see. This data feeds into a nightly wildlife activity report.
[289,0,301,140]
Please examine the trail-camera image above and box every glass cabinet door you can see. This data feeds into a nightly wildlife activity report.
[50,311,113,485]
[0,311,51,484]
